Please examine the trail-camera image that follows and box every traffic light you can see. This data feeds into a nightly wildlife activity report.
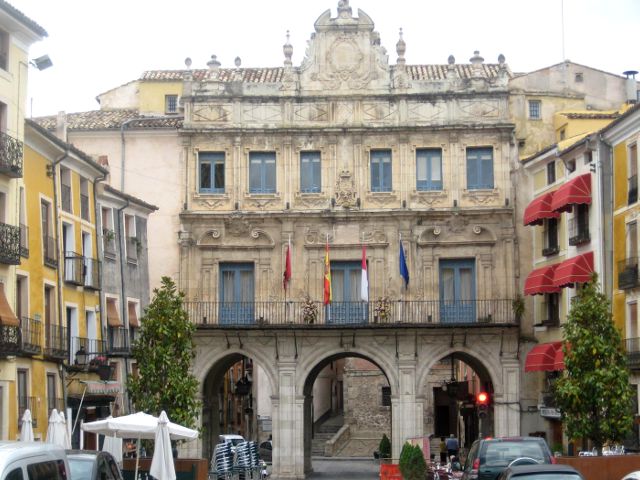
[477,391,490,418]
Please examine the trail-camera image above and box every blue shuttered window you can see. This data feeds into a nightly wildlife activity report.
[199,152,225,193]
[300,151,321,193]
[416,149,442,191]
[371,150,392,192]
[249,152,276,194]
[466,147,494,190]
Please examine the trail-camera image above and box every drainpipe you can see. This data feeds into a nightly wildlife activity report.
[116,199,131,413]
[598,133,614,299]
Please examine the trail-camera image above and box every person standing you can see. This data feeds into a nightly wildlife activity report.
[439,437,447,463]
[446,434,459,459]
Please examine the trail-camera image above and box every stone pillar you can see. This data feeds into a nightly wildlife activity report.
[391,359,423,459]
[494,360,521,438]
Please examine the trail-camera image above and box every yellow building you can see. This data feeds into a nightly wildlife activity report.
[15,119,107,442]
[0,2,47,440]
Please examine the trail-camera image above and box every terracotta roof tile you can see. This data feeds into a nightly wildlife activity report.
[33,110,182,131]
[562,112,620,120]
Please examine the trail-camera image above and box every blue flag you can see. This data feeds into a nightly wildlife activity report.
[399,240,409,288]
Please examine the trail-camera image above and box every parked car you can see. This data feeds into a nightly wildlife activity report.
[497,464,583,480]
[621,472,640,480]
[219,434,245,454]
[259,440,272,463]
[461,437,554,480]
[66,450,123,480]
[0,441,70,480]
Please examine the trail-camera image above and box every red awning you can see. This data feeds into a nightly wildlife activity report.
[523,191,560,226]
[553,344,565,371]
[553,251,594,288]
[525,341,563,372]
[550,173,592,213]
[524,264,561,295]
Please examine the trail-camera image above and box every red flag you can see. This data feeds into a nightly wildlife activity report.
[323,240,332,305]
[283,238,292,291]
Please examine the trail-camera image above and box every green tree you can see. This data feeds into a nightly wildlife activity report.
[399,442,426,480]
[127,277,201,429]
[378,433,391,459]
[554,274,633,453]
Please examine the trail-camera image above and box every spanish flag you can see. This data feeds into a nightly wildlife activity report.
[323,239,332,305]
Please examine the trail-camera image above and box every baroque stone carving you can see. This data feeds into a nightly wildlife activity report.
[365,192,398,207]
[473,225,483,235]
[459,99,500,118]
[242,103,282,123]
[446,214,468,233]
[294,103,329,122]
[225,215,251,236]
[363,102,398,122]
[196,198,226,209]
[304,230,334,245]
[462,189,500,205]
[245,197,278,210]
[408,101,444,122]
[362,230,387,243]
[294,193,329,209]
[410,190,448,207]
[335,170,357,208]
[192,104,231,123]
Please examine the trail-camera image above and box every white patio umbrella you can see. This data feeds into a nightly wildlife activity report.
[149,411,175,480]
[59,411,72,449]
[46,409,67,448]
[101,417,123,465]
[19,409,34,442]
[82,411,198,479]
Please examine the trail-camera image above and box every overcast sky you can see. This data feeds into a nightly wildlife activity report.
[11,0,640,118]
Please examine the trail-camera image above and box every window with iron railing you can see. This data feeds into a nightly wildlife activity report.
[42,234,57,267]
[568,204,590,246]
[19,223,28,258]
[103,229,116,258]
[542,218,559,256]
[0,130,23,178]
[0,222,21,265]
[64,252,84,285]
[20,317,42,355]
[80,193,90,221]
[61,183,72,213]
[618,258,639,290]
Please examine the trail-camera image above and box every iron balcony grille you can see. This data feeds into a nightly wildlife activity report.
[568,217,590,246]
[43,234,57,267]
[0,323,20,355]
[18,396,37,428]
[64,251,84,285]
[542,230,559,257]
[61,184,72,213]
[80,193,90,221]
[84,258,101,290]
[20,317,42,355]
[0,222,21,265]
[625,337,640,369]
[45,323,68,359]
[184,299,516,327]
[108,326,131,354]
[0,131,23,178]
[618,258,639,290]
[19,224,28,258]
[126,237,138,263]
[103,229,116,258]
[71,336,107,365]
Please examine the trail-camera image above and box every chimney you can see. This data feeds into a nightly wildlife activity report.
[623,70,638,104]
[55,111,67,141]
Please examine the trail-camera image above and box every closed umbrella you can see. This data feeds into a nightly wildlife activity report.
[19,409,34,442]
[46,409,66,447]
[149,411,175,480]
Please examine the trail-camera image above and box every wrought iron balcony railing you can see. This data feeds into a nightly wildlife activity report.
[618,258,639,290]
[0,222,21,265]
[61,184,72,213]
[43,234,57,267]
[103,229,116,258]
[20,317,42,355]
[0,131,23,178]
[625,337,640,369]
[45,323,68,360]
[84,257,101,290]
[64,251,84,285]
[71,336,107,365]
[184,299,516,327]
[108,326,131,354]
[18,396,37,428]
[80,193,90,221]
[19,224,28,258]
[0,323,20,355]
[568,217,590,246]
[126,237,138,263]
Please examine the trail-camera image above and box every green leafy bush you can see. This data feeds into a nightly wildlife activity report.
[379,433,391,459]
[399,442,426,480]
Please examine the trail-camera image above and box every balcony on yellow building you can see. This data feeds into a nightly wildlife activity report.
[0,131,23,178]
[618,258,639,290]
[45,323,68,360]
[0,222,21,265]
[42,234,57,267]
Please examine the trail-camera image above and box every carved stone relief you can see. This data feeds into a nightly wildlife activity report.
[304,230,334,245]
[225,215,252,236]
[410,191,448,207]
[194,196,228,209]
[242,103,282,123]
[294,103,329,122]
[461,189,500,205]
[335,170,357,208]
[244,197,279,210]
[408,102,445,122]
[334,101,354,124]
[294,193,329,209]
[365,192,398,207]
[363,102,398,122]
[446,215,468,234]
[192,104,231,123]
[458,99,499,118]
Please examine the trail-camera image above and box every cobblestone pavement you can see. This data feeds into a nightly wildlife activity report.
[307,458,379,479]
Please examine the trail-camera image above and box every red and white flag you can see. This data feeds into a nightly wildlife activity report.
[360,244,368,301]
[283,238,292,291]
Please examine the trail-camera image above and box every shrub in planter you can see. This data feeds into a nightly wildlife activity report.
[399,442,427,480]
[379,433,391,459]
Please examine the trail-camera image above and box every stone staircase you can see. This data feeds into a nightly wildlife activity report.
[311,413,344,456]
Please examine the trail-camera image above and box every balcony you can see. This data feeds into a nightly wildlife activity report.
[80,193,90,221]
[64,252,84,285]
[45,323,68,360]
[61,184,71,213]
[43,234,57,268]
[19,224,28,258]
[126,237,139,263]
[18,396,37,428]
[0,222,21,265]
[20,317,42,355]
[184,299,516,327]
[103,229,116,258]
[0,322,20,355]
[108,326,131,354]
[84,258,101,290]
[71,336,106,365]
[0,131,23,178]
[625,337,640,369]
[618,258,639,290]
[568,217,590,246]
[629,175,638,205]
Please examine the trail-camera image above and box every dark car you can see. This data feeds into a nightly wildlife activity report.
[461,437,554,480]
[259,440,272,463]
[66,450,123,480]
[497,464,584,480]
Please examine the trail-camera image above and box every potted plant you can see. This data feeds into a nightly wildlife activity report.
[89,356,113,381]
[512,294,525,324]
[302,296,318,324]
[374,297,391,323]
